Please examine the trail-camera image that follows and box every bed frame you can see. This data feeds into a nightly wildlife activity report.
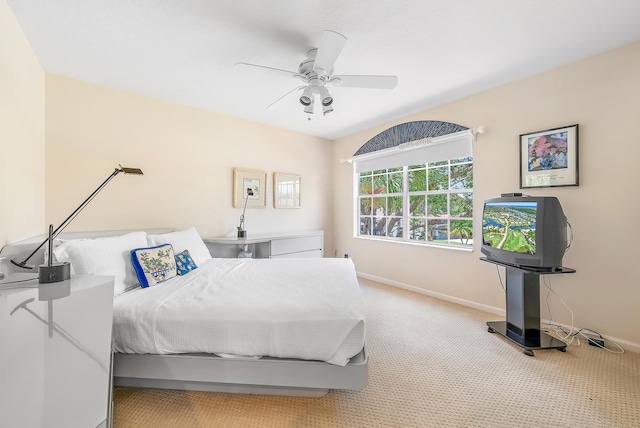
[113,348,368,397]
[1,229,369,397]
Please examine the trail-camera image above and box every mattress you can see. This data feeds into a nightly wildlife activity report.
[113,257,365,366]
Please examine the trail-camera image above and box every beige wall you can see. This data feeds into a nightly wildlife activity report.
[0,0,45,249]
[333,41,640,347]
[44,75,334,251]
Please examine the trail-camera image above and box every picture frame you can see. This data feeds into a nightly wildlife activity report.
[233,168,267,208]
[519,124,579,189]
[273,172,301,209]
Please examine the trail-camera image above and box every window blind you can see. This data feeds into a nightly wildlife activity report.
[351,129,474,173]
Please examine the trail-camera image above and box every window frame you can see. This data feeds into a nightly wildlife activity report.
[355,157,474,249]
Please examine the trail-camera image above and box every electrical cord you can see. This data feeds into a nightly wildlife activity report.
[541,322,625,354]
[565,219,573,253]
[541,276,624,354]
[494,265,624,354]
[495,265,506,293]
[0,277,39,286]
[0,286,39,290]
[542,276,575,342]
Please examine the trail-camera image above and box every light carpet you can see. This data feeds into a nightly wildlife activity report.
[114,278,640,427]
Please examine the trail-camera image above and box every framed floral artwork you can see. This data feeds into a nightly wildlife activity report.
[519,124,579,189]
[233,168,267,208]
[273,172,301,209]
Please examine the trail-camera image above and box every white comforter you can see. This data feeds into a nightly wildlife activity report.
[113,257,365,366]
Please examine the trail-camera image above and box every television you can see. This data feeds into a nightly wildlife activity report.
[480,195,568,271]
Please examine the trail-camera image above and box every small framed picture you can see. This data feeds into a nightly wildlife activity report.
[519,124,579,189]
[233,168,267,208]
[273,172,301,209]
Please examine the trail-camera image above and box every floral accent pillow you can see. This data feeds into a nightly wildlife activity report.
[175,249,198,275]
[130,244,177,288]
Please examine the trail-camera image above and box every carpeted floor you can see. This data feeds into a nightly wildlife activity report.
[114,278,640,427]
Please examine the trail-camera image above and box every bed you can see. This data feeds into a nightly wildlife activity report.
[0,228,368,397]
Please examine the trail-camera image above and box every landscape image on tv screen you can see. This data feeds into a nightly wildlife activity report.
[482,202,537,254]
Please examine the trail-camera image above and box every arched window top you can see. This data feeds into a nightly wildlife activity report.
[354,120,469,156]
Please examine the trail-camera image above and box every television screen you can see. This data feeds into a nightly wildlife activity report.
[481,196,567,270]
[482,201,537,255]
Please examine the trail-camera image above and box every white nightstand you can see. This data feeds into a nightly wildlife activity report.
[0,274,115,428]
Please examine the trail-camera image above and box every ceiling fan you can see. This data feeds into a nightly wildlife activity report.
[235,30,398,116]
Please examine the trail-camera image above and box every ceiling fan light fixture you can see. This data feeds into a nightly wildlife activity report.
[318,86,333,106]
[304,98,315,114]
[299,86,314,106]
[299,95,311,106]
[322,103,333,115]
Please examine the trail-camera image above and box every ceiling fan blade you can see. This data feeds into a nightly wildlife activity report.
[330,74,398,89]
[235,62,305,80]
[313,30,347,75]
[266,85,306,109]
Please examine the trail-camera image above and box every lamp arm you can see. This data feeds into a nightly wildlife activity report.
[11,168,122,268]
[50,168,121,241]
[238,195,249,231]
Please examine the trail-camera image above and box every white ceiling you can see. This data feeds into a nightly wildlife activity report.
[8,0,640,140]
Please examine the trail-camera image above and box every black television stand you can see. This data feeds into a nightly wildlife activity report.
[480,257,576,356]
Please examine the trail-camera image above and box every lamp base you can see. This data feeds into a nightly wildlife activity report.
[39,262,71,284]
[38,280,71,300]
[237,229,247,239]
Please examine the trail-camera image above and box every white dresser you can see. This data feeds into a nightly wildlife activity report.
[0,274,115,428]
[204,230,324,259]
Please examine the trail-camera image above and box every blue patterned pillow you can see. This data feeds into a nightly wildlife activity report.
[175,249,198,275]
[131,244,177,288]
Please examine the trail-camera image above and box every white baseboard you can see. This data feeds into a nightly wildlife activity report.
[357,272,640,354]
[357,272,506,316]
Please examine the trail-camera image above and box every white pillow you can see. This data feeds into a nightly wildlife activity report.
[147,227,211,265]
[52,231,148,296]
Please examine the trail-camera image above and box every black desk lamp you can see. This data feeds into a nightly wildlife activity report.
[237,188,253,239]
[11,165,143,284]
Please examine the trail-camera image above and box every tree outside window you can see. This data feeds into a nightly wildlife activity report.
[357,158,473,248]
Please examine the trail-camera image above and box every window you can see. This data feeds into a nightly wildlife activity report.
[350,126,475,248]
[357,157,473,247]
